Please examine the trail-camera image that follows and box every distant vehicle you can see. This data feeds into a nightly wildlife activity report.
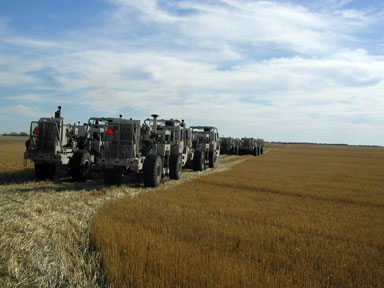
[239,137,258,156]
[190,126,220,171]
[220,137,240,155]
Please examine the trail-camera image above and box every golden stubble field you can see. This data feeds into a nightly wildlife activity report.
[0,136,34,184]
[91,144,384,287]
[1,135,383,287]
[0,136,246,287]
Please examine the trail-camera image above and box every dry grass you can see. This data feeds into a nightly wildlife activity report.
[0,136,34,184]
[0,136,29,170]
[91,144,384,287]
[0,135,241,288]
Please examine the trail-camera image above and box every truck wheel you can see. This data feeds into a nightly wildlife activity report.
[260,147,264,154]
[103,168,123,185]
[253,148,257,156]
[193,151,205,171]
[70,150,92,181]
[143,154,162,187]
[208,151,215,168]
[170,154,182,180]
[35,163,56,180]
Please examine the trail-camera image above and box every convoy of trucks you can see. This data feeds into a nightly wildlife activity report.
[24,106,264,186]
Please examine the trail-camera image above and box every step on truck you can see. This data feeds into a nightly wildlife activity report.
[220,137,240,155]
[24,106,79,179]
[190,126,220,171]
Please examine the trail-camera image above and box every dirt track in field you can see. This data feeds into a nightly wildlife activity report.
[0,154,249,288]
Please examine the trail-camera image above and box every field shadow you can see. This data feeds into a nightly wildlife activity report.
[0,169,35,185]
[7,171,144,194]
[0,167,73,186]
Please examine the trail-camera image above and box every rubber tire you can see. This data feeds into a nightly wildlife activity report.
[260,147,264,154]
[193,150,205,171]
[70,150,92,181]
[143,154,162,187]
[103,168,123,185]
[35,163,56,180]
[208,151,215,168]
[253,148,257,156]
[169,154,182,180]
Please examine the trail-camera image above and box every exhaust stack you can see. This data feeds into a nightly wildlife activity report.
[151,114,159,132]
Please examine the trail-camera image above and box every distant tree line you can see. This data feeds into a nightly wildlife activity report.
[1,132,28,136]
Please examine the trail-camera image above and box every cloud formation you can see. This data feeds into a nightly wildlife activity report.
[0,0,383,144]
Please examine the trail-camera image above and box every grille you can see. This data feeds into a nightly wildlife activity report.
[37,122,57,152]
[105,124,135,159]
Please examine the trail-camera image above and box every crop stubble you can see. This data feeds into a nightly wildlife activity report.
[91,144,384,287]
[1,136,383,287]
[0,136,244,287]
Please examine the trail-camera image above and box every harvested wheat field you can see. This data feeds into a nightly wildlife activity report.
[91,144,384,288]
[0,136,34,184]
[0,136,244,287]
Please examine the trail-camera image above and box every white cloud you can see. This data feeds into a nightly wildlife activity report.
[0,71,36,86]
[5,93,71,104]
[5,94,46,102]
[37,49,383,126]
[108,0,368,56]
[1,0,384,144]
[111,0,181,23]
[3,47,382,140]
[0,53,45,85]
[2,37,59,49]
[0,105,43,118]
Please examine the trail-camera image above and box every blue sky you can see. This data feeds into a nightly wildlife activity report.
[0,0,383,145]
